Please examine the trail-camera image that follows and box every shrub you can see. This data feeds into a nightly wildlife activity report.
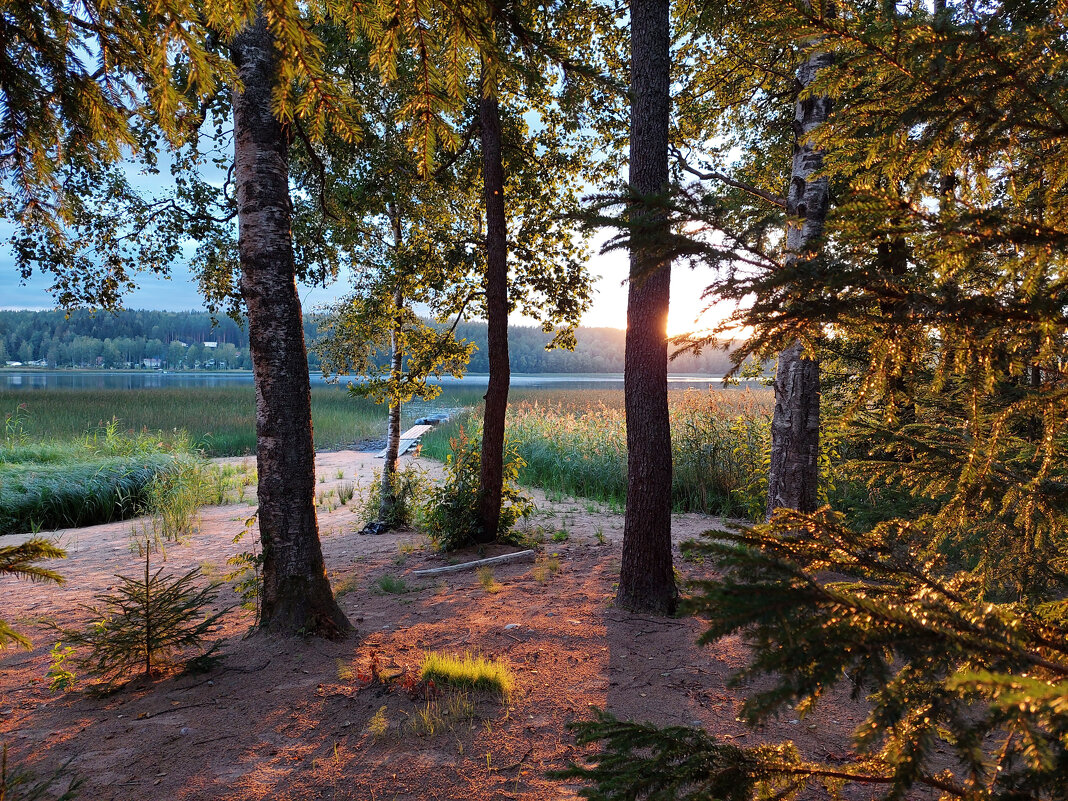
[422,427,533,550]
[357,464,427,529]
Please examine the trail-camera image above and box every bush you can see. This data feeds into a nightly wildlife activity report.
[421,427,533,550]
[357,464,427,530]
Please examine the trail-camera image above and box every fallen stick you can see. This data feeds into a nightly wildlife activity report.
[412,549,537,576]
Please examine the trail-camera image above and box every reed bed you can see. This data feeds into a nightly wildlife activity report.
[0,385,420,456]
[1,412,258,536]
[421,388,774,519]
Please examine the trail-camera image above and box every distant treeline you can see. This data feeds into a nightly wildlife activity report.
[0,309,737,375]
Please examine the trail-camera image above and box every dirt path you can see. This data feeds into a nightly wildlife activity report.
[0,450,870,800]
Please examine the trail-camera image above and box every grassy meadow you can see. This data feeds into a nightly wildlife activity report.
[421,387,775,520]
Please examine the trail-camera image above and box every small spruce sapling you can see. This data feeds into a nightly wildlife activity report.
[54,547,224,688]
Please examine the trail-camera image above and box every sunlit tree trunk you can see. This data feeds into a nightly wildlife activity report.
[617,0,677,615]
[765,39,832,520]
[380,281,403,523]
[232,10,351,637]
[476,66,510,544]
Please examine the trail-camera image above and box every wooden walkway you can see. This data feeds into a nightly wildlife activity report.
[375,424,434,458]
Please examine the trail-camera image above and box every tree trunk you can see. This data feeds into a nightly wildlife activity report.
[380,285,404,523]
[617,0,677,615]
[232,11,351,637]
[476,69,510,544]
[765,42,833,521]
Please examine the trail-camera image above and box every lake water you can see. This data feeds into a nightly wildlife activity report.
[0,371,744,392]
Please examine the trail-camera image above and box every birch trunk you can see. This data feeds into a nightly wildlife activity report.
[765,43,833,520]
[380,285,404,523]
[617,0,677,615]
[476,70,510,544]
[232,11,351,637]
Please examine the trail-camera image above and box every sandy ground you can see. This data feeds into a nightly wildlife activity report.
[0,450,876,800]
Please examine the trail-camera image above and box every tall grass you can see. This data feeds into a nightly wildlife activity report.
[421,388,774,520]
[0,418,206,535]
[0,386,477,456]
[1,414,255,537]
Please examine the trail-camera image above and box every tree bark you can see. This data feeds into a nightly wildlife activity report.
[617,0,677,615]
[765,42,833,521]
[476,69,510,544]
[232,11,351,637]
[380,284,404,523]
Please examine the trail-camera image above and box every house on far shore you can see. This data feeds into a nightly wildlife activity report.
[141,358,162,369]
[5,361,22,367]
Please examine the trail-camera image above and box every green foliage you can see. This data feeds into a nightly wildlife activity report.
[357,465,427,530]
[225,514,262,614]
[54,551,223,688]
[0,538,65,650]
[419,650,513,700]
[555,711,804,801]
[0,744,82,801]
[45,643,77,693]
[564,0,1068,798]
[422,427,533,550]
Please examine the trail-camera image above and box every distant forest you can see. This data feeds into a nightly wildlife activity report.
[0,309,738,375]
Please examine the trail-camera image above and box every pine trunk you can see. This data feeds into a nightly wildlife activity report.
[476,74,510,544]
[380,285,404,523]
[765,43,833,521]
[617,0,677,615]
[232,12,351,637]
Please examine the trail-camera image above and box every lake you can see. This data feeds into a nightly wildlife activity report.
[0,370,745,392]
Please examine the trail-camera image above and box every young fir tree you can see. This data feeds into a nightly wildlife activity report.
[561,0,1068,798]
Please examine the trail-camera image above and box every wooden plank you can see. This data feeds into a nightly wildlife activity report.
[412,550,537,576]
[375,424,436,457]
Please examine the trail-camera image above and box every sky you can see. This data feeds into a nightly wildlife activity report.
[0,229,727,337]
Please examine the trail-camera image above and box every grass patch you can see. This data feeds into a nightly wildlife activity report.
[408,690,476,736]
[0,417,258,537]
[532,555,561,583]
[476,566,502,594]
[333,574,359,599]
[420,650,514,700]
[374,574,411,594]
